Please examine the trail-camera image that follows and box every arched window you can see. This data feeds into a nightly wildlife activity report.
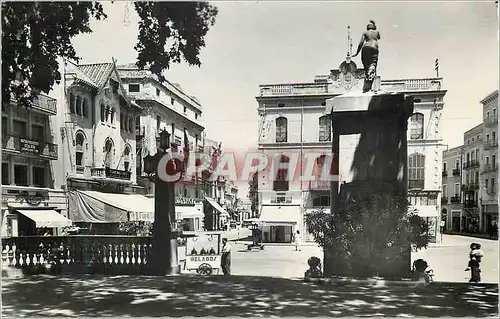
[273,155,290,191]
[75,96,82,116]
[82,98,88,118]
[313,195,330,207]
[318,116,331,142]
[75,132,85,167]
[275,117,288,143]
[128,117,134,133]
[408,153,425,189]
[110,108,115,124]
[123,146,131,171]
[69,93,75,114]
[183,187,188,197]
[100,103,105,122]
[104,139,114,167]
[410,113,424,140]
[105,106,110,122]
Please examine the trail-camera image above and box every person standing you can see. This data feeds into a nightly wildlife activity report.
[221,238,231,275]
[294,230,302,251]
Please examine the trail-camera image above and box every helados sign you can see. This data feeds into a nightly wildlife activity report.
[190,256,218,262]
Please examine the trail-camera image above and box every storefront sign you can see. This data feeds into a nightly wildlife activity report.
[175,197,201,206]
[190,255,218,262]
[15,191,47,205]
[20,138,40,155]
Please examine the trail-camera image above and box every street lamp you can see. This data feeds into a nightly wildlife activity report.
[142,128,189,275]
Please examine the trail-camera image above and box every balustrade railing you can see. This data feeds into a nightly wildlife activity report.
[1,236,152,275]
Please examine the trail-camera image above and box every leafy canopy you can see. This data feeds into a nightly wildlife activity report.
[1,1,218,107]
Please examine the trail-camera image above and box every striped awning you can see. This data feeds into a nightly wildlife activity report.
[17,210,72,228]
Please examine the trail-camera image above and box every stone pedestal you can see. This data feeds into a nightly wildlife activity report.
[324,90,414,278]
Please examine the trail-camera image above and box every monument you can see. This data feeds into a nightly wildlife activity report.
[352,20,381,93]
[323,22,415,278]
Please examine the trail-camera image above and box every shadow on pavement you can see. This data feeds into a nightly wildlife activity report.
[2,274,498,317]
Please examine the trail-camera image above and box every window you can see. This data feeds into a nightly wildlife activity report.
[442,184,448,199]
[100,103,105,122]
[273,155,290,191]
[408,153,425,189]
[104,139,114,167]
[82,98,88,118]
[33,166,46,187]
[494,109,497,119]
[128,84,140,92]
[455,159,460,169]
[14,164,28,186]
[31,124,44,141]
[313,195,330,207]
[319,116,331,142]
[486,112,490,119]
[171,97,175,105]
[454,183,460,196]
[13,120,27,137]
[2,117,7,135]
[443,162,447,172]
[172,122,175,137]
[492,178,496,194]
[135,116,140,133]
[124,146,131,172]
[75,133,85,167]
[493,131,496,142]
[278,103,285,107]
[110,108,115,124]
[486,157,490,167]
[75,96,82,115]
[2,162,9,185]
[486,134,490,142]
[410,113,424,139]
[156,88,160,96]
[275,117,288,143]
[493,155,496,168]
[195,114,198,120]
[485,179,489,192]
[183,106,187,113]
[69,93,75,113]
[156,116,161,131]
[120,114,124,129]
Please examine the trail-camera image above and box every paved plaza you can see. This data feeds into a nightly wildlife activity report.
[1,235,498,317]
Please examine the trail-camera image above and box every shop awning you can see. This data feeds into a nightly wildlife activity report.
[17,210,72,228]
[68,190,153,223]
[258,205,301,226]
[176,206,204,219]
[205,197,229,217]
[410,205,438,218]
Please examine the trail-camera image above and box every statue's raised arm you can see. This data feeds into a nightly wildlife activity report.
[352,20,380,92]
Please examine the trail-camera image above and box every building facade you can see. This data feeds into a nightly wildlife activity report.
[442,90,498,235]
[256,55,446,243]
[2,91,69,237]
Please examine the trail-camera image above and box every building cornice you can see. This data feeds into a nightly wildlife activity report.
[480,90,499,105]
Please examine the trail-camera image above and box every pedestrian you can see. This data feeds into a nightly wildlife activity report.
[294,230,302,251]
[465,243,483,283]
[221,237,231,275]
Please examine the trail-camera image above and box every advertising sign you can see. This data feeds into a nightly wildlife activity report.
[20,138,40,155]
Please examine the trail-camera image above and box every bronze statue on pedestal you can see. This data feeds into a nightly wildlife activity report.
[352,20,381,93]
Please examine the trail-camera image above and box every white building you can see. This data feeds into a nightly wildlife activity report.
[256,55,446,243]
[2,90,70,237]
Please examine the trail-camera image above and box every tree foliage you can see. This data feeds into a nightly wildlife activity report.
[117,221,153,236]
[306,194,431,277]
[2,1,218,107]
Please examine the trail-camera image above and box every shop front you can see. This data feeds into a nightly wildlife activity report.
[410,205,439,243]
[175,197,204,232]
[1,186,70,237]
[204,197,229,231]
[258,205,301,243]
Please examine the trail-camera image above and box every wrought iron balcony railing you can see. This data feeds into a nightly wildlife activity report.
[91,167,131,181]
[483,140,498,150]
[484,115,498,127]
[450,195,461,203]
[463,161,480,169]
[442,171,448,177]
[452,168,461,176]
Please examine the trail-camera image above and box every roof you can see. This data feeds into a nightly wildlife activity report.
[77,63,115,89]
[65,61,98,88]
[480,90,498,105]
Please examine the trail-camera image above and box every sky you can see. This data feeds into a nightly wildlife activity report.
[71,1,498,198]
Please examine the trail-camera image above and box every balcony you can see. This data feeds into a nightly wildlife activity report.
[309,180,331,191]
[483,140,498,150]
[270,192,293,204]
[462,183,479,191]
[91,167,131,181]
[452,168,461,176]
[463,161,480,169]
[481,163,498,174]
[258,78,443,97]
[450,195,461,204]
[484,115,498,127]
[10,92,57,115]
[441,197,448,205]
[2,135,58,159]
[442,170,448,177]
[463,200,478,209]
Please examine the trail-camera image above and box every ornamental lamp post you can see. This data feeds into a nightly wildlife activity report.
[144,128,185,276]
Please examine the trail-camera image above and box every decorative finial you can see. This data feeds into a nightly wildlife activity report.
[347,25,352,57]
